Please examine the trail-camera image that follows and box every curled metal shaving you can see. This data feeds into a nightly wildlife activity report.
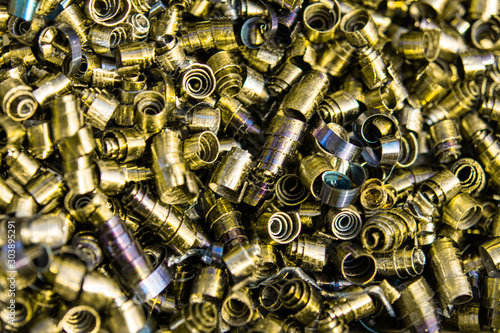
[240,0,278,49]
[251,266,397,317]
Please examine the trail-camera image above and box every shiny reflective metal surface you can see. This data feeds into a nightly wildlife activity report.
[1,1,500,332]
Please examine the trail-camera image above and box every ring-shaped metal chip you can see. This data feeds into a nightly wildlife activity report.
[302,1,340,44]
[240,0,278,49]
[354,110,400,144]
[39,23,83,78]
[312,121,362,162]
[85,0,132,26]
[340,9,379,47]
[396,132,419,168]
[320,164,367,208]
[133,259,172,303]
[362,135,401,167]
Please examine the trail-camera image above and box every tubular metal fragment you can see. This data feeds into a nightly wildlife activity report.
[209,147,252,203]
[1,241,51,290]
[25,171,65,206]
[255,115,307,178]
[299,153,336,200]
[457,50,495,80]
[408,62,450,108]
[88,203,172,303]
[114,73,147,126]
[429,237,473,306]
[223,241,262,281]
[242,43,284,73]
[89,25,127,56]
[0,115,26,154]
[363,86,398,111]
[202,190,247,248]
[450,158,486,195]
[72,233,104,272]
[398,30,440,61]
[359,178,394,210]
[279,279,322,326]
[207,51,242,98]
[85,0,131,27]
[253,243,280,281]
[324,286,377,324]
[183,131,220,170]
[0,176,15,210]
[95,159,151,195]
[319,166,366,209]
[395,277,441,333]
[55,3,90,46]
[425,80,479,126]
[0,290,33,329]
[470,18,500,51]
[151,129,198,205]
[452,302,483,333]
[26,121,54,160]
[0,78,37,121]
[268,61,303,97]
[329,241,377,285]
[107,298,150,333]
[32,73,71,107]
[302,1,340,44]
[172,103,220,133]
[80,88,119,131]
[286,235,326,272]
[5,148,40,186]
[375,246,426,279]
[221,288,254,327]
[216,95,261,139]
[244,115,307,206]
[170,302,218,333]
[190,266,227,304]
[123,183,210,254]
[357,46,389,90]
[134,90,169,137]
[280,70,330,123]
[150,3,183,38]
[101,127,146,163]
[483,276,500,330]
[318,90,360,126]
[442,192,482,230]
[58,305,101,333]
[479,237,500,276]
[43,255,86,301]
[316,39,356,78]
[126,13,149,41]
[0,44,37,67]
[116,42,155,69]
[361,209,415,253]
[259,285,283,312]
[341,10,379,47]
[237,66,270,106]
[179,19,238,53]
[172,262,196,306]
[155,35,188,74]
[243,172,276,207]
[420,169,462,206]
[429,119,462,163]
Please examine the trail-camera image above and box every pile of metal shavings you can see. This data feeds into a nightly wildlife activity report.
[1,0,500,332]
